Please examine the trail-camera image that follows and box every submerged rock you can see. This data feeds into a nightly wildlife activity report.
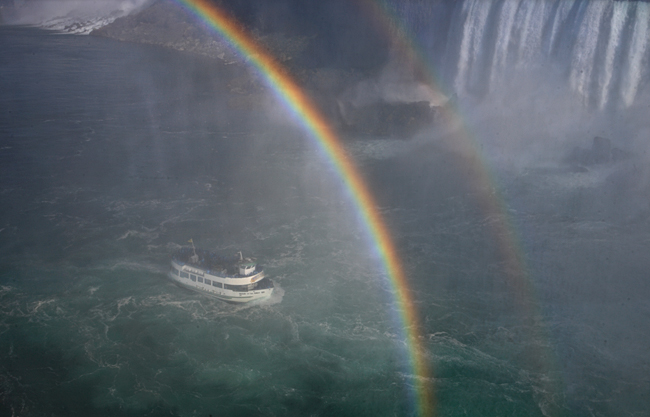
[566,136,631,167]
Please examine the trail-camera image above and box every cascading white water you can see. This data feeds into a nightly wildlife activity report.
[598,1,627,108]
[431,0,650,109]
[621,2,649,107]
[453,0,491,95]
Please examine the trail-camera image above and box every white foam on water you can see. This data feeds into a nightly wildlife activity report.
[117,229,159,242]
[258,282,284,306]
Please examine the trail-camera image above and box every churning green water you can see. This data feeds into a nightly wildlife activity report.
[1,27,648,417]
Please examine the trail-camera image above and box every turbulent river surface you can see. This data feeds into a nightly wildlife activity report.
[1,27,649,417]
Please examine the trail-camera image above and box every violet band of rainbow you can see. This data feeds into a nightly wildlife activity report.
[175,0,433,415]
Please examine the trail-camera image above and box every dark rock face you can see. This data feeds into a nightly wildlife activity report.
[566,136,631,166]
[90,0,437,138]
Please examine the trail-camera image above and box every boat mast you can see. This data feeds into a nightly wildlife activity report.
[189,238,198,263]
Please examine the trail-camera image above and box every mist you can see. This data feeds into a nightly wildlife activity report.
[1,0,650,416]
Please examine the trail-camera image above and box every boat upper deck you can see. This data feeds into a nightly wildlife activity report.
[172,248,263,278]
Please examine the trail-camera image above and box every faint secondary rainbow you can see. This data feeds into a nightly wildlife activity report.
[175,0,433,415]
[365,0,549,325]
[364,0,562,408]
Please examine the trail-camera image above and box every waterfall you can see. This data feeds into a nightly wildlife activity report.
[621,2,649,107]
[393,0,650,109]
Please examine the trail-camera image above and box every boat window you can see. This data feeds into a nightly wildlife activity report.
[205,279,211,285]
[212,281,222,288]
[190,274,196,281]
[172,267,180,276]
[197,277,203,283]
[224,283,250,292]
[180,271,189,279]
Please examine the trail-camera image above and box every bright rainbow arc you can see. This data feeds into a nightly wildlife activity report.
[176,0,433,416]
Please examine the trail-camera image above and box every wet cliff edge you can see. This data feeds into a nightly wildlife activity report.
[91,0,440,138]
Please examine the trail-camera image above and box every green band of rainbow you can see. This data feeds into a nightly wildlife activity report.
[176,0,433,415]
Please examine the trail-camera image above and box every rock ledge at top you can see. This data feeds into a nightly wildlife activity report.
[91,0,308,65]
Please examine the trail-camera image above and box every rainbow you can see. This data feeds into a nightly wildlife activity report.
[364,0,549,326]
[175,0,433,415]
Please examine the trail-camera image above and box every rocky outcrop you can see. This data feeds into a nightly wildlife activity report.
[91,0,438,138]
[91,0,308,65]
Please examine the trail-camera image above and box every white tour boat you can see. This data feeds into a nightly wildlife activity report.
[169,245,273,303]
